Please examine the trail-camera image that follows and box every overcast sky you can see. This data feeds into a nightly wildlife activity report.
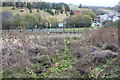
[43,0,119,7]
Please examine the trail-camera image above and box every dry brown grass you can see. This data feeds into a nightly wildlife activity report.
[1,28,119,78]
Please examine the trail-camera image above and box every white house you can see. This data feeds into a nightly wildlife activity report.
[98,12,120,23]
[100,14,109,23]
[113,14,120,22]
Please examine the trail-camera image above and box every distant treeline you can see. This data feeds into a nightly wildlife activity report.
[2,2,70,14]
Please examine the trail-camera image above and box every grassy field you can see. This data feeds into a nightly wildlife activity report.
[63,26,100,32]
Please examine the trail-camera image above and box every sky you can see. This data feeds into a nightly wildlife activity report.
[43,0,120,7]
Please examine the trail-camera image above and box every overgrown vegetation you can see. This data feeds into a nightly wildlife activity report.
[1,27,119,78]
[1,1,119,79]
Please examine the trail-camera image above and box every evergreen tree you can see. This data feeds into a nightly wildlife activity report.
[50,10,54,15]
[70,10,74,16]
[27,3,32,13]
[29,9,32,13]
[15,2,20,8]
[20,2,25,9]
[27,3,32,10]
[61,5,65,11]
[55,10,57,14]
[60,5,65,14]
[37,9,39,12]
[12,2,16,10]
[78,4,82,8]
[64,3,70,11]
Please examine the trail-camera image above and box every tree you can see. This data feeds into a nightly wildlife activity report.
[66,16,76,28]
[20,2,25,9]
[46,9,54,15]
[64,3,70,11]
[55,10,57,14]
[27,3,32,10]
[2,2,14,6]
[51,3,56,9]
[50,10,54,15]
[2,2,7,7]
[78,4,82,8]
[61,5,65,14]
[50,18,58,28]
[87,12,96,19]
[34,13,43,28]
[24,15,39,29]
[65,11,68,16]
[70,10,74,16]
[15,2,20,8]
[66,14,92,28]
[12,14,24,29]
[12,2,16,10]
[26,3,33,13]
[37,9,39,12]
[82,15,93,27]
[29,9,32,13]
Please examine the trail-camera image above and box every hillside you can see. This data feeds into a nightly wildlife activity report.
[0,6,68,22]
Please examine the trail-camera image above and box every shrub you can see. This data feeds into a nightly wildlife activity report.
[84,27,118,52]
[66,14,92,28]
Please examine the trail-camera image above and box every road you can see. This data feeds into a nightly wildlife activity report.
[38,32,83,38]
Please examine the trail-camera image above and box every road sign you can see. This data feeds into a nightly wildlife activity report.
[58,23,64,28]
[46,23,48,28]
